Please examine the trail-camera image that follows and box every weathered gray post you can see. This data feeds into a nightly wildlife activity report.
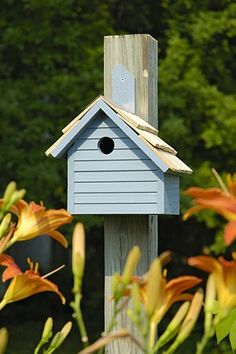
[104,34,158,354]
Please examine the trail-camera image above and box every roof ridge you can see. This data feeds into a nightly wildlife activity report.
[46,95,192,174]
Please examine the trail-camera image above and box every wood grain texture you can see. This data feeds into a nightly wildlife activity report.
[104,34,158,353]
[104,34,158,128]
[104,216,149,354]
[112,64,135,113]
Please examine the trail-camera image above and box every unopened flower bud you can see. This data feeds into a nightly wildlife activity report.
[145,258,161,318]
[204,274,216,333]
[72,223,85,279]
[177,288,203,342]
[0,328,8,354]
[157,301,190,349]
[42,317,53,340]
[165,289,203,354]
[131,283,141,315]
[0,214,11,238]
[50,332,61,349]
[9,189,26,205]
[3,182,16,205]
[167,301,190,333]
[52,322,72,348]
[122,246,141,286]
[112,273,120,300]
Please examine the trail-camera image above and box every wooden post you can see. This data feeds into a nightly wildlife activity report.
[104,34,158,353]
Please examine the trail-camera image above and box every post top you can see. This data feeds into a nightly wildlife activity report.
[104,34,157,42]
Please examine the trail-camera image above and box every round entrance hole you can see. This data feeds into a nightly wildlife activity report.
[98,137,115,155]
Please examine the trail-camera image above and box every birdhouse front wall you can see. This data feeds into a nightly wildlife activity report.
[67,111,169,214]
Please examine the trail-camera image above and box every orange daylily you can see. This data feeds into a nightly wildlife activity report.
[0,254,65,309]
[5,199,73,248]
[120,251,201,325]
[0,254,22,281]
[127,272,201,326]
[132,271,202,350]
[184,173,236,245]
[146,275,202,326]
[188,255,236,313]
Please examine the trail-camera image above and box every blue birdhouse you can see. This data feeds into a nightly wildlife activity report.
[46,96,192,215]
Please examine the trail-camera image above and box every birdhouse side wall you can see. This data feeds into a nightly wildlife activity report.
[164,174,179,214]
[67,113,165,214]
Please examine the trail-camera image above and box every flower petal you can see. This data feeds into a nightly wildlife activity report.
[47,230,68,248]
[224,221,236,245]
[188,256,222,274]
[2,272,65,306]
[13,201,72,245]
[0,254,22,282]
[165,276,202,296]
[185,187,224,199]
[227,174,236,197]
[183,205,205,220]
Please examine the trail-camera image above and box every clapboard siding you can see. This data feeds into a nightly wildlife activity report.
[68,114,165,214]
[74,160,156,171]
[78,126,127,139]
[88,118,117,129]
[73,148,148,161]
[74,137,136,150]
[74,192,157,204]
[164,174,179,214]
[74,181,157,193]
[74,170,159,182]
[72,204,159,214]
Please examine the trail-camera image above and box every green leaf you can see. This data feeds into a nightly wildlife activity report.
[216,309,236,344]
[229,320,236,351]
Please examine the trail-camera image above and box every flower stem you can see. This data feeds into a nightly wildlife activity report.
[70,292,89,348]
[148,322,157,351]
[195,332,211,354]
[34,340,44,354]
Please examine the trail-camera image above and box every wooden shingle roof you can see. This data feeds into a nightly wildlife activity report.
[46,96,192,174]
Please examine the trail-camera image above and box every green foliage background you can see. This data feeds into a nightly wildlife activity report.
[1,0,236,232]
[0,0,236,352]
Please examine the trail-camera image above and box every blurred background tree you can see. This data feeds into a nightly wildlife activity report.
[0,0,236,352]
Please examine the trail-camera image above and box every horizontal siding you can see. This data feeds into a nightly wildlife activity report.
[74,181,157,193]
[74,159,156,172]
[73,148,144,161]
[79,126,126,139]
[74,170,159,182]
[89,119,117,129]
[74,137,136,150]
[72,204,159,214]
[74,192,157,204]
[68,114,162,214]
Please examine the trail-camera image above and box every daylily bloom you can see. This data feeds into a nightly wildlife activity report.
[124,272,201,326]
[164,289,203,354]
[0,254,65,309]
[146,275,202,326]
[135,271,201,350]
[188,255,236,315]
[119,251,201,325]
[184,173,236,245]
[2,199,73,248]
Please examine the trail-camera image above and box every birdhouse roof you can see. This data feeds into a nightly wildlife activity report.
[46,96,192,174]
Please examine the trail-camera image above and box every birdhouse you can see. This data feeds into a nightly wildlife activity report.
[46,96,192,215]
